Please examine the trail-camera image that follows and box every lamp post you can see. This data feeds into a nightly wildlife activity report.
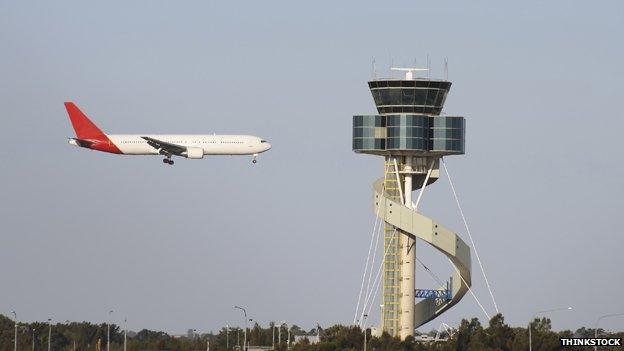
[107,310,114,351]
[32,328,36,351]
[363,314,368,351]
[11,311,17,351]
[248,319,254,350]
[226,324,230,349]
[594,313,624,351]
[234,306,248,351]
[528,307,572,351]
[47,319,52,351]
[124,318,127,351]
[189,329,197,350]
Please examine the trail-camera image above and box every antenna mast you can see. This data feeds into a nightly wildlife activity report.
[426,53,430,79]
[372,57,377,79]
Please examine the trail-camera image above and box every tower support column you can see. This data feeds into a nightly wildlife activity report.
[400,157,415,339]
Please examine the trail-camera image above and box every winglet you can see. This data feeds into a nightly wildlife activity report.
[64,102,106,139]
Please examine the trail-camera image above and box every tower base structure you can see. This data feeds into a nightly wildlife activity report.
[353,74,472,339]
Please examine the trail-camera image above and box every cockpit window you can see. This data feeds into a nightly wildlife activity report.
[261,140,267,143]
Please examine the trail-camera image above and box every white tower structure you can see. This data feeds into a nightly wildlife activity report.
[353,68,472,339]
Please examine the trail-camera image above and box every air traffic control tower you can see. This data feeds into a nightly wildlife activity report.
[353,68,472,339]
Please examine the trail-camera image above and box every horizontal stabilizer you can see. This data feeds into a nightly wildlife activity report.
[68,137,95,148]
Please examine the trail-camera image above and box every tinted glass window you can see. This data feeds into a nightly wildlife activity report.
[414,89,427,105]
[389,89,402,105]
[435,91,446,106]
[426,89,438,106]
[402,89,415,105]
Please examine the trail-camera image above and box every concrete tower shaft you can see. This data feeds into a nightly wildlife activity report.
[400,157,415,340]
[353,75,471,339]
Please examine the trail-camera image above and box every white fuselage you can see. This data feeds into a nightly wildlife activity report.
[109,134,271,156]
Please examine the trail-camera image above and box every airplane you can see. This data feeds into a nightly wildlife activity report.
[65,102,271,165]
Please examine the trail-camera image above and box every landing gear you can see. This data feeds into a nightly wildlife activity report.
[252,153,258,164]
[163,158,174,165]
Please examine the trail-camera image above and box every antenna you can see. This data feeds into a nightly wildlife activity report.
[426,53,430,79]
[444,58,449,80]
[390,67,429,80]
[371,57,377,79]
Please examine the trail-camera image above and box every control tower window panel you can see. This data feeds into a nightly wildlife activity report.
[369,79,451,115]
[353,114,465,155]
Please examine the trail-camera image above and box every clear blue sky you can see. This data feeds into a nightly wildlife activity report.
[1,0,623,334]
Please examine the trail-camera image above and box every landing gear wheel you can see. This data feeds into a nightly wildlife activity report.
[252,159,257,164]
[163,159,169,164]
[169,160,174,165]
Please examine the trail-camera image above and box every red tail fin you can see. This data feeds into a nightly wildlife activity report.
[64,102,106,139]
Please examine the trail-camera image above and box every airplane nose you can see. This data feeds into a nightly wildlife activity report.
[265,143,272,151]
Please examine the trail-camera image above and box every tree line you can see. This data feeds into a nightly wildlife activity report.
[1,313,622,351]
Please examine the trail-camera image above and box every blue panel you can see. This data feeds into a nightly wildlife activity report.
[415,289,451,300]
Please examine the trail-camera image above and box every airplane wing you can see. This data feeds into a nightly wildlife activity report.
[141,136,187,156]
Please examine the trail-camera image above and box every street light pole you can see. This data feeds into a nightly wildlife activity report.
[32,329,36,351]
[124,318,127,351]
[528,307,572,351]
[594,313,624,351]
[47,319,52,351]
[363,314,368,351]
[248,319,254,350]
[272,323,275,350]
[226,324,229,349]
[11,311,17,351]
[234,306,248,351]
[107,310,114,351]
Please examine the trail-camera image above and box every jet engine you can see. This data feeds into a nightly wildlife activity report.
[184,147,204,159]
